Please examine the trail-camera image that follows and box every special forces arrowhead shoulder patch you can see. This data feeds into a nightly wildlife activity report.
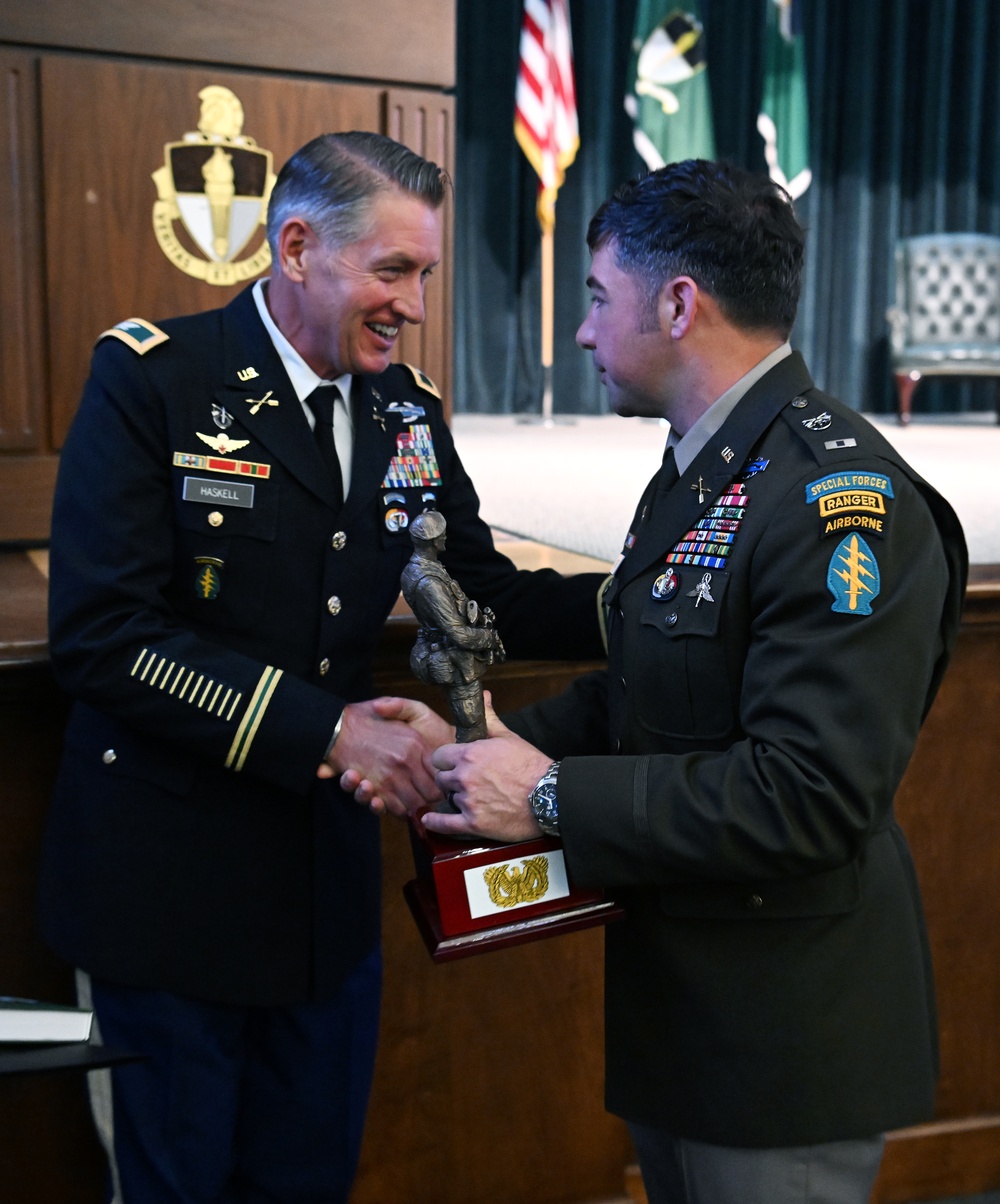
[827,533,881,615]
[98,318,170,355]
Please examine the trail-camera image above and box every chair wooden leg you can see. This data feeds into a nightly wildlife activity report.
[894,371,920,425]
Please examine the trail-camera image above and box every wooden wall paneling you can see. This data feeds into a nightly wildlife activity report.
[0,51,46,453]
[0,50,57,544]
[40,54,384,450]
[385,87,455,416]
[871,583,1000,1201]
[0,0,456,90]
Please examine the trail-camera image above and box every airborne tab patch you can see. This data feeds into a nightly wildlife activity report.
[98,318,170,354]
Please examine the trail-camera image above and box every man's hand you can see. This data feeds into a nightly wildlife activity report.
[425,694,552,842]
[317,698,445,818]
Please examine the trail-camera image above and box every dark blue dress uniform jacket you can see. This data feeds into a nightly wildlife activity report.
[38,285,606,1007]
[506,353,968,1149]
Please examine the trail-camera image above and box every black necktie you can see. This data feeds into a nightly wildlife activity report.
[659,444,680,491]
[305,386,344,505]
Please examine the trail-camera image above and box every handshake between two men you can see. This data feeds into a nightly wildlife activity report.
[317,510,555,845]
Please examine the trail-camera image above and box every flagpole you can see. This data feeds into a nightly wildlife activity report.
[541,224,555,426]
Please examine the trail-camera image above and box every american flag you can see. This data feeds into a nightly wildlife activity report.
[514,0,579,232]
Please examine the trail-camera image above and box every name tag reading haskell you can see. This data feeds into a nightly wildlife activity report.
[183,476,255,508]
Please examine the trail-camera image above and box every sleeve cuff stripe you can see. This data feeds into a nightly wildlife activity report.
[225,666,283,771]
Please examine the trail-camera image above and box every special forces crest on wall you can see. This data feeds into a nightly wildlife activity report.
[151,86,276,285]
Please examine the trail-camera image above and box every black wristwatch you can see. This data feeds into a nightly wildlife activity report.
[529,761,561,836]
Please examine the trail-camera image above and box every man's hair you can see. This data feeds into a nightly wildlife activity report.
[587,159,805,338]
[266,131,448,254]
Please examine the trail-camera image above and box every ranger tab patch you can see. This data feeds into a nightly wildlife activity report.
[98,318,170,354]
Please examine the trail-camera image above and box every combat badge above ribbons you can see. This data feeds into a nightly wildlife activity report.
[151,86,276,286]
[805,470,894,540]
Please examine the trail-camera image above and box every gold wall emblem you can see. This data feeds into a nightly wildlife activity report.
[151,86,276,286]
[483,855,550,909]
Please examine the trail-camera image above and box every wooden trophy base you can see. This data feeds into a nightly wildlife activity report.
[404,816,624,962]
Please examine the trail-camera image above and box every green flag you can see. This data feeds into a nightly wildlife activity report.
[758,0,811,198]
[625,2,716,169]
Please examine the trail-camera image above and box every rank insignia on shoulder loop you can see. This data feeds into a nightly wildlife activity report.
[802,411,833,431]
[245,390,278,415]
[827,534,880,615]
[99,318,170,355]
[687,572,715,607]
[825,437,857,450]
[651,567,679,602]
[194,557,224,600]
[212,404,233,430]
[402,364,441,400]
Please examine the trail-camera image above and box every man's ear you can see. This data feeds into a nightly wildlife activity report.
[658,276,699,340]
[275,218,314,283]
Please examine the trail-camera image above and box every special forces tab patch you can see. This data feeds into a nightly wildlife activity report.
[806,470,894,540]
[98,318,170,355]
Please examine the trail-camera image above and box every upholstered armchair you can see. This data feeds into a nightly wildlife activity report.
[886,233,1000,423]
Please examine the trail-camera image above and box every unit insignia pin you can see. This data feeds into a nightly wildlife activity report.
[651,568,679,602]
[372,405,386,431]
[691,476,708,504]
[802,412,833,431]
[212,404,233,430]
[687,572,715,607]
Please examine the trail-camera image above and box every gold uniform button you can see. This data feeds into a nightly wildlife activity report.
[319,658,331,676]
[208,511,224,527]
[331,531,347,551]
[102,749,117,765]
[327,596,342,615]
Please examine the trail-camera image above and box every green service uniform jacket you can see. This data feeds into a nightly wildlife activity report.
[39,285,606,1007]
[507,352,967,1148]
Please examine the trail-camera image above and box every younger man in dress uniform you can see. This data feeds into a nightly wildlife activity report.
[419,161,968,1204]
[39,132,606,1202]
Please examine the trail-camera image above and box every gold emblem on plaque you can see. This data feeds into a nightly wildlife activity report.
[151,86,276,286]
[483,855,550,909]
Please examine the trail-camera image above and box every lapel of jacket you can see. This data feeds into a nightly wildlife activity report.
[341,371,409,520]
[213,287,339,507]
[616,352,815,592]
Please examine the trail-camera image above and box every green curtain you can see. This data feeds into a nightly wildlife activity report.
[454,0,1000,416]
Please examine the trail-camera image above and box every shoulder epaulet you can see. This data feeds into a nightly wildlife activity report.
[400,363,441,400]
[97,318,170,355]
[780,390,881,468]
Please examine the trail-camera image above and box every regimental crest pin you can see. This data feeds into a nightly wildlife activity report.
[211,404,233,430]
[151,86,276,286]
